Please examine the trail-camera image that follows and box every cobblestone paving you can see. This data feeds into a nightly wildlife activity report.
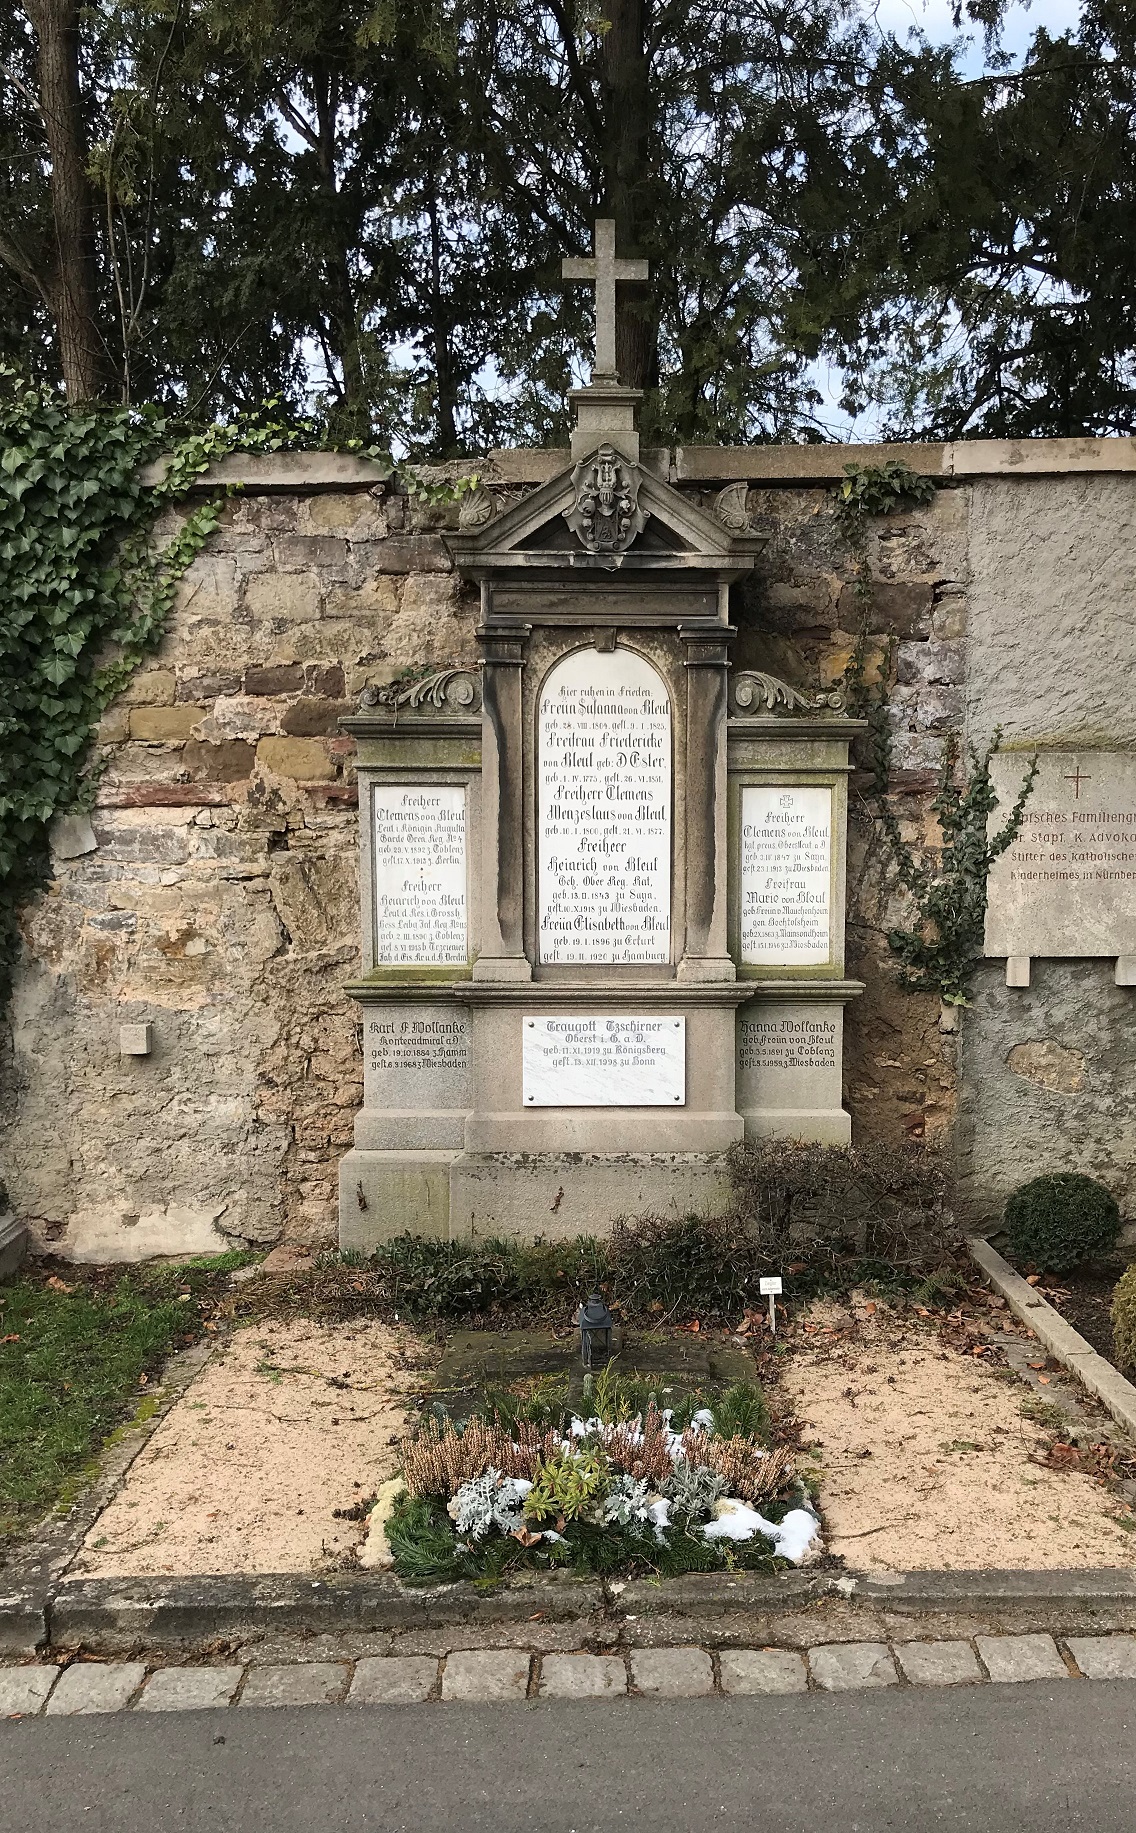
[3,1634,1135,1713]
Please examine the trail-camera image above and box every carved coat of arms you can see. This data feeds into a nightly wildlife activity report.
[564,444,649,554]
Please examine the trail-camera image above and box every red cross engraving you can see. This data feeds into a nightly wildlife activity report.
[1065,767,1092,798]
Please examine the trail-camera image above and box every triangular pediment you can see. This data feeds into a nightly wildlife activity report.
[445,447,764,580]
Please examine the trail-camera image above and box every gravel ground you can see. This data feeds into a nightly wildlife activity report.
[780,1305,1136,1570]
[72,1319,428,1576]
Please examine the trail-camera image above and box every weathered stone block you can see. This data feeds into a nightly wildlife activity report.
[630,1648,714,1697]
[130,705,205,741]
[201,695,283,740]
[244,572,323,623]
[896,639,965,687]
[323,576,402,621]
[273,534,350,574]
[1065,1636,1136,1679]
[349,1657,437,1704]
[119,668,177,707]
[0,1667,57,1714]
[539,1654,627,1699]
[895,1641,982,1686]
[256,737,335,781]
[238,1663,349,1706]
[96,707,132,743]
[245,663,305,695]
[809,1643,898,1692]
[46,1662,147,1714]
[50,814,98,860]
[306,663,346,696]
[355,536,452,574]
[176,669,242,701]
[838,579,933,635]
[441,1650,530,1701]
[975,1636,1067,1683]
[718,1649,807,1695]
[301,494,388,537]
[182,739,256,782]
[281,697,352,737]
[136,1666,243,1710]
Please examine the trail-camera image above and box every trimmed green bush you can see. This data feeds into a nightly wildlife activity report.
[1003,1173,1121,1272]
[1112,1264,1136,1373]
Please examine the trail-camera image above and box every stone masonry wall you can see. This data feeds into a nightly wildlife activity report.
[0,480,483,1260]
[1,446,1127,1258]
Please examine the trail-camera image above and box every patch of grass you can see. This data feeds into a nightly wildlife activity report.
[1021,1396,1067,1431]
[0,1257,250,1556]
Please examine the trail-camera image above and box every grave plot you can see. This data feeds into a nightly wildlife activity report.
[73,1317,429,1578]
[371,1329,820,1582]
[778,1291,1136,1571]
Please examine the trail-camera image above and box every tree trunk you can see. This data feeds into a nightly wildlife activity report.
[27,0,107,399]
[312,67,365,433]
[427,187,459,456]
[599,0,656,389]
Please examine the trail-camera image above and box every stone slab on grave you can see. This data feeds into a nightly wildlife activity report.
[338,219,864,1248]
[985,749,1136,975]
[429,1329,757,1421]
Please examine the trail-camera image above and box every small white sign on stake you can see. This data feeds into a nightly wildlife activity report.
[759,1274,783,1333]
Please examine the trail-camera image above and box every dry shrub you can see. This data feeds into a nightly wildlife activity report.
[684,1432,795,1504]
[402,1416,561,1498]
[726,1137,957,1274]
[597,1402,675,1486]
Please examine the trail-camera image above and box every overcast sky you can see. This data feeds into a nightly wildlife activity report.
[873,0,1083,66]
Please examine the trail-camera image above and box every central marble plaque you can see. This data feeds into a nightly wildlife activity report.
[538,646,671,963]
[372,784,467,965]
[522,1014,685,1106]
[740,785,832,965]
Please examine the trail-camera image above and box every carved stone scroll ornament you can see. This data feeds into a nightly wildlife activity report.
[712,481,753,534]
[730,671,845,716]
[359,667,481,713]
[563,444,650,554]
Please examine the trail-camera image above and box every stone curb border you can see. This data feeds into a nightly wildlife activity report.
[6,1566,1136,1661]
[967,1236,1136,1437]
[5,1630,1136,1717]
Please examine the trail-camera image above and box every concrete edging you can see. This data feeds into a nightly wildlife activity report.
[967,1235,1136,1437]
[7,1564,1136,1658]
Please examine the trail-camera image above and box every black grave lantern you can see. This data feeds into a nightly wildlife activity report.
[577,1292,615,1369]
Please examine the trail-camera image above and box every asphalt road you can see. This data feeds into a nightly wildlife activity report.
[1,1683,1133,1831]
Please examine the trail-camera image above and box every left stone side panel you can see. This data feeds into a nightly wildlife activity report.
[339,688,482,1248]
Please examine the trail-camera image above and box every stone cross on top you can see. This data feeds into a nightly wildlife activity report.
[563,218,648,384]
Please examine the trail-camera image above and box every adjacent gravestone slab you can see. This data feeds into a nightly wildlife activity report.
[362,1007,472,1113]
[736,1000,847,1142]
[522,1014,685,1106]
[538,646,671,964]
[372,784,467,964]
[740,784,832,965]
[985,751,1136,957]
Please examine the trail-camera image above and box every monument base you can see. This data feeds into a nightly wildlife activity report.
[338,1150,734,1249]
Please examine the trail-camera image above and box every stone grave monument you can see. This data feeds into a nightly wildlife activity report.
[985,749,1136,986]
[339,222,864,1247]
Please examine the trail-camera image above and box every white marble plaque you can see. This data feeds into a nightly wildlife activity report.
[522,1014,685,1106]
[985,750,1136,957]
[538,647,671,963]
[372,784,467,965]
[740,785,832,965]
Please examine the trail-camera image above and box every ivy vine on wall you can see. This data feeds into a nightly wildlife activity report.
[0,377,469,1004]
[835,460,1037,1006]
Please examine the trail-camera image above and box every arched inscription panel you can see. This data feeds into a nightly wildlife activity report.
[538,647,671,964]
